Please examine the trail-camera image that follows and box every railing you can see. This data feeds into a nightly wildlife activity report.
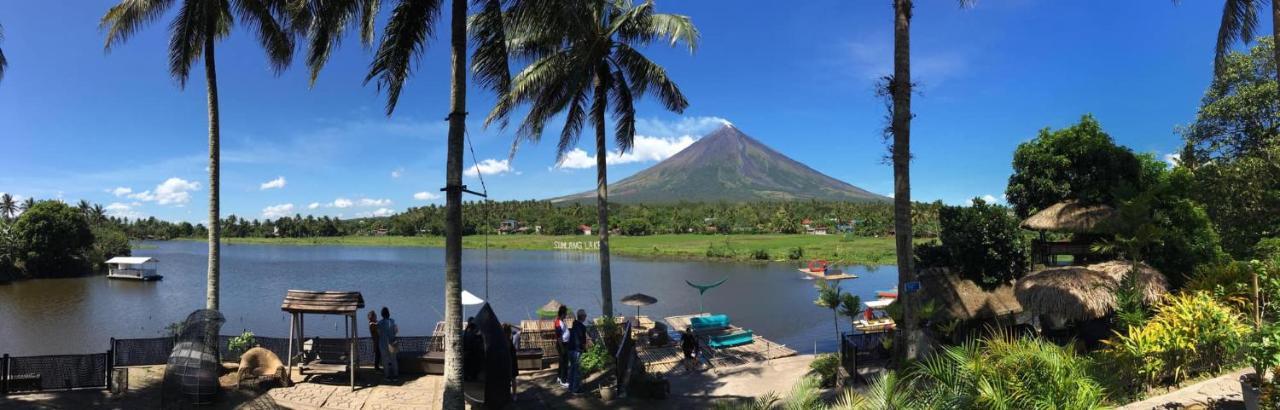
[1,352,112,395]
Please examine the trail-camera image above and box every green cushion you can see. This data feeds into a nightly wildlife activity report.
[691,314,730,330]
[708,330,754,348]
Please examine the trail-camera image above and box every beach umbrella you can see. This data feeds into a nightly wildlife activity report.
[536,299,564,319]
[621,293,658,319]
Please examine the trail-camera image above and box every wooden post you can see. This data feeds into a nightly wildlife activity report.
[348,314,355,390]
[1255,269,1262,330]
[287,313,295,377]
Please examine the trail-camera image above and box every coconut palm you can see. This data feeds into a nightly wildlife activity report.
[0,194,15,221]
[888,0,974,363]
[76,200,91,219]
[0,21,8,83]
[839,292,863,330]
[18,197,34,213]
[101,0,295,310]
[477,0,699,319]
[298,0,500,406]
[1175,0,1280,81]
[815,279,843,351]
[91,204,108,224]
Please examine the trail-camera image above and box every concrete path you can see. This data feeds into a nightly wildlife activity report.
[1120,368,1248,410]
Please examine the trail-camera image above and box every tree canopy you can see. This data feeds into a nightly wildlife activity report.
[12,201,94,277]
[1005,115,1147,219]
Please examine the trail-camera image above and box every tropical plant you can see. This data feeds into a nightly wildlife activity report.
[88,225,131,273]
[0,193,16,221]
[809,353,840,388]
[0,21,7,83]
[831,371,923,409]
[1102,292,1248,392]
[579,342,612,376]
[11,201,94,278]
[18,197,34,213]
[100,0,296,311]
[838,292,862,330]
[1177,0,1280,84]
[476,0,699,320]
[922,198,1028,288]
[227,330,258,356]
[912,335,1107,409]
[714,376,822,410]
[815,279,842,348]
[1244,323,1280,386]
[889,0,976,363]
[1005,115,1148,219]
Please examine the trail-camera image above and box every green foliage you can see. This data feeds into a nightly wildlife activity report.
[12,201,93,278]
[814,280,841,311]
[912,335,1107,409]
[706,240,738,258]
[88,225,131,273]
[1123,159,1227,285]
[1245,324,1280,383]
[579,342,612,376]
[618,218,653,236]
[1186,260,1280,321]
[1113,272,1151,331]
[0,220,19,281]
[809,353,841,388]
[1100,292,1248,393]
[1005,114,1148,218]
[917,199,1028,287]
[228,330,257,356]
[714,376,822,410]
[787,246,804,260]
[838,293,863,328]
[750,249,770,260]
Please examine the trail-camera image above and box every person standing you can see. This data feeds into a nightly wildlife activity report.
[377,306,400,381]
[681,326,699,372]
[553,305,569,387]
[567,309,588,394]
[367,310,381,371]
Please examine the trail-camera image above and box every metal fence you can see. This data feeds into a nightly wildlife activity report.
[2,353,111,394]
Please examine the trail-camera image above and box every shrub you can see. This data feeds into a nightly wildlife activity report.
[88,225,131,273]
[1101,292,1248,392]
[915,199,1029,287]
[12,201,93,278]
[787,246,804,260]
[579,342,612,376]
[912,335,1106,409]
[750,249,770,260]
[228,330,257,356]
[912,241,950,269]
[705,240,737,258]
[808,353,840,388]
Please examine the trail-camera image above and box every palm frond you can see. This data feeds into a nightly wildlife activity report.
[301,0,380,85]
[779,376,823,410]
[232,0,295,74]
[365,0,443,115]
[469,0,512,97]
[167,0,215,87]
[1214,0,1260,75]
[101,0,177,51]
[636,12,698,52]
[610,67,636,152]
[613,44,687,112]
[0,22,7,83]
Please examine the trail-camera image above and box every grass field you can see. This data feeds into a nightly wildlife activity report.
[208,234,904,265]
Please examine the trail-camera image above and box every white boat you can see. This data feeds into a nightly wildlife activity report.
[854,298,896,333]
[106,257,162,281]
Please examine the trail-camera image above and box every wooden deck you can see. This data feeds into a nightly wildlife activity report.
[638,314,797,375]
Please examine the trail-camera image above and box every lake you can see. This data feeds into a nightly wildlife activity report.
[0,240,897,356]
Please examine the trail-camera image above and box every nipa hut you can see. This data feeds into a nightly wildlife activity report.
[918,268,1022,322]
[1086,260,1170,305]
[1020,200,1117,233]
[1015,262,1170,328]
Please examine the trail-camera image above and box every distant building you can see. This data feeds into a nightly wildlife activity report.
[373,228,389,236]
[578,224,593,235]
[499,219,519,235]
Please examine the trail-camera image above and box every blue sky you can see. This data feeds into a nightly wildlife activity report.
[0,1,1252,222]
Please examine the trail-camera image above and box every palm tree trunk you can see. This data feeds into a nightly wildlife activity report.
[441,0,467,408]
[594,76,615,322]
[204,31,221,312]
[892,0,919,363]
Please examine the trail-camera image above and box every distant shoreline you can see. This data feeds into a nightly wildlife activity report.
[171,234,902,266]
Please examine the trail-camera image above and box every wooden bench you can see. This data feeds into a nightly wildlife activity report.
[300,339,350,376]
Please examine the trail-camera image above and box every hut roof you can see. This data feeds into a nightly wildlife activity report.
[1020,200,1116,233]
[1015,267,1117,322]
[1086,260,1170,305]
[281,290,365,315]
[918,268,1022,321]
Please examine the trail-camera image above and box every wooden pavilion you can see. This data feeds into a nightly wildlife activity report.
[281,290,364,390]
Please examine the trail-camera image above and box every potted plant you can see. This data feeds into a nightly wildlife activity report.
[1243,324,1280,410]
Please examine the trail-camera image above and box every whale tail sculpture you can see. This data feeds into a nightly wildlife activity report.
[685,277,729,313]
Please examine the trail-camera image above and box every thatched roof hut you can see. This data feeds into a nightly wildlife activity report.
[1021,200,1116,233]
[919,268,1022,321]
[1015,267,1117,323]
[1086,261,1170,305]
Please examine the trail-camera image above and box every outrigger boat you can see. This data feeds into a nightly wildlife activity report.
[854,298,896,333]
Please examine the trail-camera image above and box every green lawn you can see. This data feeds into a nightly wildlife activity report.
[207,234,905,265]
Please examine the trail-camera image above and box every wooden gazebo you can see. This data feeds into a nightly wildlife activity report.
[281,290,364,390]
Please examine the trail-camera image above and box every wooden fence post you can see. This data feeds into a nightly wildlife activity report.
[3,353,9,395]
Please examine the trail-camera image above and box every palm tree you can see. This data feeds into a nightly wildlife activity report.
[298,0,499,406]
[0,21,8,83]
[814,279,842,352]
[91,204,108,224]
[0,194,15,221]
[18,197,34,214]
[76,200,91,219]
[888,0,973,364]
[101,0,295,311]
[839,292,863,330]
[1177,0,1280,82]
[477,0,699,320]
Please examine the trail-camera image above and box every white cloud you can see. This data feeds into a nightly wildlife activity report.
[391,168,404,179]
[555,134,698,170]
[331,198,354,208]
[104,202,143,219]
[262,203,296,219]
[967,194,1001,206]
[127,177,200,205]
[635,116,731,138]
[465,159,513,177]
[1164,153,1181,167]
[414,191,440,201]
[359,208,396,218]
[324,197,390,208]
[111,187,132,197]
[259,176,287,190]
[358,198,392,207]
[307,202,321,210]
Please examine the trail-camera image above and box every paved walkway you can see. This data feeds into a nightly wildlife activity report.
[1120,368,1248,410]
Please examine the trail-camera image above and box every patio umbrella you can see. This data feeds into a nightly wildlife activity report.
[536,299,564,319]
[620,293,658,318]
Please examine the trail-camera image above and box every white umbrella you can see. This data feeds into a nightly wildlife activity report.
[462,290,485,306]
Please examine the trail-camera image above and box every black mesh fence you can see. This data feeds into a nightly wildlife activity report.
[4,353,109,393]
[112,337,175,367]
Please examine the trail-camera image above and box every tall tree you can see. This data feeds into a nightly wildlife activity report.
[0,194,15,221]
[101,0,295,310]
[0,22,8,83]
[18,197,34,213]
[888,0,972,363]
[299,0,490,406]
[477,0,698,320]
[1180,0,1280,84]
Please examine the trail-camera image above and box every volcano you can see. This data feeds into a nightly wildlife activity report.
[549,124,888,203]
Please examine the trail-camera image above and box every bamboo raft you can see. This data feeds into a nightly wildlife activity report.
[637,313,796,374]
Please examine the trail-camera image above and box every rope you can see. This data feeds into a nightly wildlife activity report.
[463,127,491,300]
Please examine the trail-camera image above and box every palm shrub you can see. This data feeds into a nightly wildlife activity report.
[808,353,840,388]
[1101,292,1248,392]
[911,335,1106,409]
[838,293,862,331]
[714,376,821,410]
[814,280,842,348]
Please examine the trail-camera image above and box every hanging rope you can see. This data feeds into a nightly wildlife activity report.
[464,127,491,299]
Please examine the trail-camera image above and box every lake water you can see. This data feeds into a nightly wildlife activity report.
[0,240,897,356]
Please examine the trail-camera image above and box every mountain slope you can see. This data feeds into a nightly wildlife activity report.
[549,124,889,203]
